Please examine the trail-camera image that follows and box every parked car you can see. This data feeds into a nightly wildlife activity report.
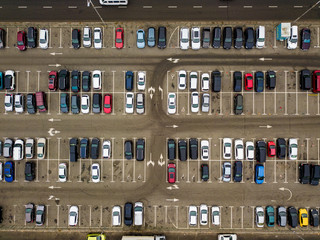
[25,162,35,181]
[35,205,45,226]
[48,71,58,91]
[189,138,198,160]
[58,163,67,182]
[310,164,320,185]
[4,161,14,182]
[200,204,208,225]
[91,163,100,183]
[92,93,101,114]
[178,70,187,90]
[201,164,209,181]
[288,207,298,228]
[147,27,155,47]
[103,94,112,114]
[201,73,210,91]
[125,71,134,91]
[223,27,232,49]
[222,162,231,182]
[178,139,187,161]
[223,138,232,159]
[37,138,46,159]
[299,208,308,227]
[4,70,15,91]
[233,161,242,182]
[27,27,37,48]
[310,208,319,227]
[234,27,243,49]
[276,138,286,159]
[234,94,243,115]
[245,27,254,49]
[246,141,254,160]
[112,206,121,226]
[134,202,143,226]
[115,27,124,49]
[256,26,265,48]
[313,70,320,93]
[25,138,34,159]
[13,139,24,160]
[201,93,210,113]
[168,139,176,160]
[266,71,276,90]
[82,71,91,92]
[124,140,133,160]
[90,138,100,159]
[255,164,264,184]
[267,141,276,157]
[4,94,13,112]
[191,92,199,113]
[200,140,209,160]
[288,138,298,160]
[167,93,176,114]
[180,27,189,50]
[125,92,134,114]
[233,71,242,92]
[25,203,35,223]
[212,27,221,48]
[3,139,13,158]
[69,206,79,226]
[136,138,145,161]
[102,140,111,159]
[71,94,80,114]
[83,26,91,48]
[36,92,47,112]
[234,139,244,160]
[202,27,210,48]
[299,163,310,184]
[69,138,78,162]
[256,141,266,163]
[124,202,133,226]
[136,93,145,114]
[287,26,298,50]
[245,73,253,91]
[59,69,69,91]
[39,29,49,49]
[60,93,69,113]
[212,206,220,226]
[136,29,145,49]
[137,71,146,91]
[277,206,287,227]
[92,70,101,90]
[80,138,89,159]
[255,207,264,227]
[167,163,176,184]
[191,27,201,50]
[300,69,312,90]
[211,71,221,92]
[301,28,311,50]
[71,70,80,92]
[26,93,36,114]
[266,206,275,227]
[189,71,197,91]
[93,27,102,49]
[0,28,6,48]
[71,29,80,49]
[189,205,197,226]
[17,30,26,51]
[218,234,237,240]
[255,71,264,92]
[157,26,166,49]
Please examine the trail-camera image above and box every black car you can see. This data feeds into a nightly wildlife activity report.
[59,69,70,91]
[71,94,80,114]
[136,138,145,161]
[82,71,91,92]
[300,28,311,51]
[255,71,264,92]
[201,164,209,181]
[299,163,310,184]
[92,93,101,114]
[71,70,80,92]
[72,29,80,49]
[233,161,242,182]
[80,138,89,159]
[0,28,5,48]
[276,138,286,159]
[168,139,176,160]
[288,207,298,228]
[211,71,221,92]
[27,27,37,48]
[60,93,69,113]
[244,27,254,49]
[25,162,35,181]
[310,164,320,185]
[26,93,36,114]
[266,71,276,90]
[178,139,187,161]
[223,27,232,49]
[90,138,100,159]
[300,69,312,90]
[310,208,319,227]
[124,202,133,226]
[234,94,243,115]
[124,140,133,160]
[69,138,78,162]
[202,27,210,48]
[234,27,243,49]
[212,27,221,48]
[189,138,198,160]
[256,141,266,163]
[157,26,166,49]
[233,71,242,92]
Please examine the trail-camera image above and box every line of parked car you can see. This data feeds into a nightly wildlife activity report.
[4,92,47,113]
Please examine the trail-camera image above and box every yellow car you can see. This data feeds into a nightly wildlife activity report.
[87,233,106,240]
[299,208,308,227]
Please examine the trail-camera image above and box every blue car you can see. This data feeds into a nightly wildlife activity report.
[255,71,264,92]
[4,161,14,182]
[125,71,134,91]
[136,29,145,49]
[255,164,264,184]
[0,72,3,90]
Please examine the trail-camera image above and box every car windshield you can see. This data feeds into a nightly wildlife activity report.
[258,176,263,180]
[168,168,175,172]
[40,38,46,44]
[70,212,76,217]
[181,38,188,43]
[17,41,24,45]
[258,38,265,42]
[225,143,231,147]
[302,213,307,218]
[104,104,111,108]
[72,39,79,44]
[190,211,196,216]
[26,208,32,213]
[116,38,122,43]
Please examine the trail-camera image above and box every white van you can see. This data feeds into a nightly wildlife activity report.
[287,25,298,49]
[255,26,265,49]
[189,71,198,90]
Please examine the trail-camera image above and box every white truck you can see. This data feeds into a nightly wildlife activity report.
[121,236,165,240]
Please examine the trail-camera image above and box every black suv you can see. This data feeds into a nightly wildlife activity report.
[178,139,187,161]
[212,27,221,48]
[27,27,37,48]
[90,138,100,159]
[233,161,242,182]
[223,27,232,49]
[234,27,243,49]
[157,27,166,49]
[310,209,319,227]
[82,71,91,92]
[26,93,36,114]
[25,162,35,181]
[124,140,133,160]
[72,29,80,49]
[136,138,145,161]
[256,141,266,163]
[310,164,320,185]
[233,71,242,92]
[71,70,80,92]
[69,138,78,162]
[211,71,221,92]
[124,202,133,226]
[266,71,276,90]
[189,138,198,160]
[299,163,310,184]
[244,27,254,49]
[276,138,286,159]
[201,164,209,181]
[168,139,176,160]
[59,69,70,91]
[287,207,298,228]
[300,69,312,90]
[234,94,243,115]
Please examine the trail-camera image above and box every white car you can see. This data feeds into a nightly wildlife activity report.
[91,163,100,183]
[93,27,102,49]
[180,27,189,50]
[137,71,146,90]
[0,162,2,181]
[189,205,197,226]
[81,95,90,114]
[222,162,231,182]
[4,94,13,112]
[218,234,237,240]
[287,26,298,50]
[92,70,101,90]
[102,140,111,158]
[69,206,78,226]
[14,94,24,113]
[245,141,254,160]
[167,93,176,115]
[112,206,121,226]
[13,139,24,160]
[4,70,15,91]
[234,139,244,160]
[125,92,134,114]
[189,71,198,91]
[288,138,298,160]
[191,27,201,50]
[255,207,264,227]
[191,92,199,113]
[39,29,49,49]
[201,73,210,91]
[83,26,92,48]
[58,163,67,182]
[200,204,208,225]
[178,70,187,90]
[201,140,209,160]
[201,93,210,113]
[223,138,232,159]
[211,206,220,226]
[25,138,34,159]
[134,202,143,226]
[37,138,46,159]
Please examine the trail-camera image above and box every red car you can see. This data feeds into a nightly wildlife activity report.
[17,31,26,51]
[115,28,124,49]
[48,71,58,91]
[267,141,276,157]
[103,94,112,114]
[313,70,320,93]
[168,163,176,184]
[245,73,253,90]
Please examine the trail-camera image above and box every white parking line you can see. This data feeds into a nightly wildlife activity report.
[317,138,320,165]
[46,205,49,227]
[133,138,136,182]
[208,138,212,183]
[111,137,115,182]
[175,137,180,183]
[122,138,125,182]
[284,138,288,183]
[49,28,52,48]
[295,71,299,115]
[251,70,256,115]
[68,6,78,9]
[294,6,303,8]
[315,27,320,48]
[274,71,277,114]
[59,28,62,48]
[168,6,177,9]
[100,137,105,183]
[269,6,278,8]
[176,71,179,115]
[230,71,234,115]
[243,6,252,8]
[78,205,81,227]
[240,206,244,228]
[284,71,288,115]
[218,6,228,8]
[219,138,222,183]
[306,138,310,163]
[143,137,147,182]
[273,138,277,183]
[89,205,92,227]
[100,206,103,227]
[57,205,60,227]
[43,6,52,9]
[262,70,266,115]
[37,71,40,92]
[143,6,152,9]
[193,6,202,9]
[26,71,30,94]
[230,206,233,228]
[154,205,157,227]
[18,6,27,9]
[219,71,223,115]
[15,71,19,93]
[46,138,50,182]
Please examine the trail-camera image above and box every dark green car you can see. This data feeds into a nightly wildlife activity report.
[266,206,275,227]
[60,93,69,113]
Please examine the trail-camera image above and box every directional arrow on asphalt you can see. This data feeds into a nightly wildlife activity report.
[49,186,61,189]
[166,125,178,128]
[158,154,165,166]
[167,184,179,190]
[48,64,61,67]
[167,58,180,63]
[166,198,179,202]
[259,125,272,129]
[48,128,60,136]
[50,52,63,56]
[148,87,155,100]
[279,187,292,201]
[147,153,155,166]
[259,57,272,61]
[48,118,61,122]
[158,86,163,100]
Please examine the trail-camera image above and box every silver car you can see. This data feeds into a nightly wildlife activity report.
[136,93,144,114]
[201,93,210,113]
[25,138,34,159]
[222,162,231,182]
[36,205,45,226]
[25,203,34,223]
